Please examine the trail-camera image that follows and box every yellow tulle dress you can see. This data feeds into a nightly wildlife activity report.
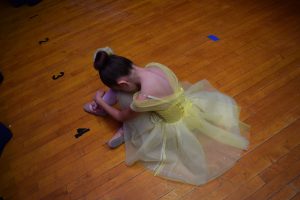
[116,62,250,186]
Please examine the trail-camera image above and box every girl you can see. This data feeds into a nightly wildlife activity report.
[84,47,250,185]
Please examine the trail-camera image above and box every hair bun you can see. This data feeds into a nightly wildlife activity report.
[94,51,108,71]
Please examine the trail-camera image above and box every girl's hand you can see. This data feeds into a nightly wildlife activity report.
[94,89,105,103]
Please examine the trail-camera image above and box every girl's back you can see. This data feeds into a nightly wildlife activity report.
[139,65,174,99]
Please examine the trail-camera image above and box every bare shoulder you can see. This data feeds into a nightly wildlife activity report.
[140,70,173,98]
[146,65,166,78]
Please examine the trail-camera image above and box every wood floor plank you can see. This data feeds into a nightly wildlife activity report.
[259,145,300,183]
[268,185,298,200]
[69,163,145,200]
[98,171,174,200]
[291,193,300,200]
[223,176,265,200]
[180,119,300,200]
[245,159,300,200]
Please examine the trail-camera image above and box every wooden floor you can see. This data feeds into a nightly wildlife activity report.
[0,0,299,199]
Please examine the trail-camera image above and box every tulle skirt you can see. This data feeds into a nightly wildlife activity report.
[117,80,250,185]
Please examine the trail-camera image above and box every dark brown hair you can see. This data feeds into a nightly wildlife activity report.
[94,51,133,87]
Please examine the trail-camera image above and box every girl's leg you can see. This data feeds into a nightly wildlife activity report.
[103,89,118,106]
[107,127,124,149]
[83,89,118,116]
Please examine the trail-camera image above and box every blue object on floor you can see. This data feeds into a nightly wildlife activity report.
[0,123,13,156]
[208,35,220,41]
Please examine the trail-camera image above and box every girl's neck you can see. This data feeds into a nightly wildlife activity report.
[131,65,146,84]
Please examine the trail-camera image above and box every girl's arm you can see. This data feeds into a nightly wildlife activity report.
[94,90,138,122]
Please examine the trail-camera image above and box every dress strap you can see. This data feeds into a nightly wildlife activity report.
[140,93,162,100]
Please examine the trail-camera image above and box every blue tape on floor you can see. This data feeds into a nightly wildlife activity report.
[208,35,220,41]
